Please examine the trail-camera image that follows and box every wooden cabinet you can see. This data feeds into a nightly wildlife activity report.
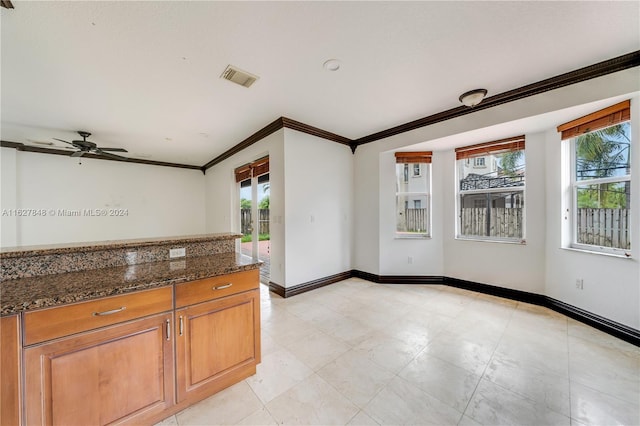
[15,268,260,425]
[175,270,260,404]
[23,286,173,346]
[1,315,21,426]
[24,312,175,426]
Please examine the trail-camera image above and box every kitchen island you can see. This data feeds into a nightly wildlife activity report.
[0,233,262,426]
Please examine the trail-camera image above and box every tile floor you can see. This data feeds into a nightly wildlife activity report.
[156,278,640,426]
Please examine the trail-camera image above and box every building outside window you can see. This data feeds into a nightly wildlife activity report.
[558,100,631,255]
[456,136,526,241]
[395,151,431,237]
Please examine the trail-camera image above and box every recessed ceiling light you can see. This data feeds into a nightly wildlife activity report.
[323,59,341,71]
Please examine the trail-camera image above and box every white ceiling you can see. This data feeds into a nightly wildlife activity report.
[2,1,639,166]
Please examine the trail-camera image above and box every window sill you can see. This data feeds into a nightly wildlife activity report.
[455,237,526,245]
[395,234,431,240]
[561,247,632,259]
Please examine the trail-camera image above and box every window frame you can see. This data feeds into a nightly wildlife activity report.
[394,151,432,239]
[568,127,631,256]
[455,136,526,243]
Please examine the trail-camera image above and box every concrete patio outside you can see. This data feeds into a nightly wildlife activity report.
[240,240,270,284]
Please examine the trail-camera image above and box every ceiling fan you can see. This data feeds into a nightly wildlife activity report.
[54,131,128,160]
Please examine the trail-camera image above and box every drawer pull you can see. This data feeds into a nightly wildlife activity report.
[179,315,184,336]
[92,306,126,316]
[213,283,233,290]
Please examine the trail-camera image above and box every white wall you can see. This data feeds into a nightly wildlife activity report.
[204,128,353,288]
[353,68,640,329]
[353,142,381,274]
[1,148,18,246]
[378,150,444,276]
[442,131,546,294]
[204,129,286,286]
[1,150,206,246]
[283,129,353,287]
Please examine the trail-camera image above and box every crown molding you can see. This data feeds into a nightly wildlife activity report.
[5,51,638,172]
[0,140,202,171]
[353,50,640,146]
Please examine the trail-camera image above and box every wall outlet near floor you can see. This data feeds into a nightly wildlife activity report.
[575,278,584,290]
[170,247,186,258]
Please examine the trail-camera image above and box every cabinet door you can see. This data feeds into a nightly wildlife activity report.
[24,313,174,426]
[176,289,260,403]
[1,315,21,426]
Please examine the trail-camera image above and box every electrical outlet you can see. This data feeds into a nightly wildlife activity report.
[575,278,584,290]
[170,247,186,258]
[126,251,137,265]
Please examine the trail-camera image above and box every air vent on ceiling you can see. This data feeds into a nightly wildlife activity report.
[220,65,259,88]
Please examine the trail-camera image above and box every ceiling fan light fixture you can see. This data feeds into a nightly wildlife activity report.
[459,89,488,107]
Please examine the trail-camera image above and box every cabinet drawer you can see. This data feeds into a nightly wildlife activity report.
[175,269,259,308]
[23,286,173,346]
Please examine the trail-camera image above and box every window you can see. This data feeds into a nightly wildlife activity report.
[558,100,631,254]
[456,136,526,241]
[395,151,431,237]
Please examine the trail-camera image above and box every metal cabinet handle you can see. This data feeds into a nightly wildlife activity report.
[92,306,126,316]
[166,319,171,341]
[213,283,233,290]
[179,315,184,336]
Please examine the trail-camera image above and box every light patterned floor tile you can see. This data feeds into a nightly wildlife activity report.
[175,381,263,425]
[570,381,640,426]
[165,281,638,426]
[465,378,570,426]
[245,347,314,404]
[265,374,360,425]
[399,352,482,412]
[363,376,463,425]
[317,350,395,408]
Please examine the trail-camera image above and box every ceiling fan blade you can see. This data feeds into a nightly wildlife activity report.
[96,150,128,161]
[98,147,128,152]
[53,138,76,146]
[71,151,84,158]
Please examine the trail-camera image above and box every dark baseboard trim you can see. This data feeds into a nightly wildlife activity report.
[546,297,640,346]
[268,271,353,298]
[268,281,286,298]
[445,277,547,306]
[269,269,639,346]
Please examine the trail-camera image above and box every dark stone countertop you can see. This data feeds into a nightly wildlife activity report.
[0,252,261,316]
[0,233,241,259]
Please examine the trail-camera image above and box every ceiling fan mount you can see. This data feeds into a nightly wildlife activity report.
[54,131,128,161]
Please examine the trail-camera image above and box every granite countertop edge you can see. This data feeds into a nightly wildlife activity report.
[0,233,242,259]
[0,253,262,317]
